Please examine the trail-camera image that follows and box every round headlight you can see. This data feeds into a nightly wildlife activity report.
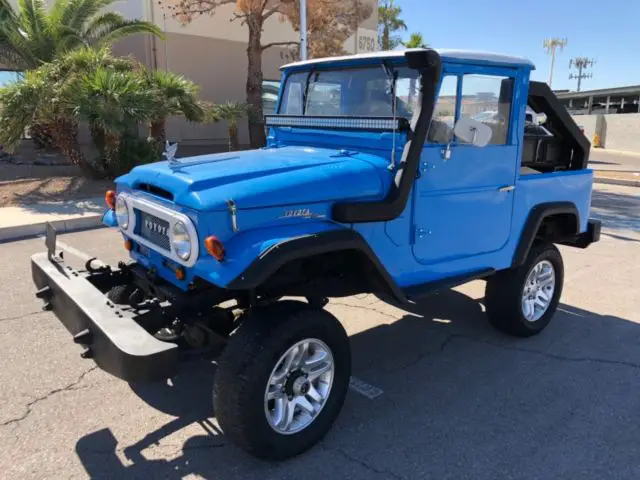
[115,196,129,229]
[171,221,191,260]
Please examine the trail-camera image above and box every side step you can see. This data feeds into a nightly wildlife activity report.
[402,268,495,302]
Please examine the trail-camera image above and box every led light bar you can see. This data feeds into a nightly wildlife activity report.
[265,115,409,131]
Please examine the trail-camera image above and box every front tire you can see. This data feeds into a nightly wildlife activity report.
[485,242,564,337]
[213,301,351,460]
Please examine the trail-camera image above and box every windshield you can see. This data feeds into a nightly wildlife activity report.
[279,65,420,119]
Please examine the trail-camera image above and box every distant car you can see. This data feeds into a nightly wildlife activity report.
[474,111,499,122]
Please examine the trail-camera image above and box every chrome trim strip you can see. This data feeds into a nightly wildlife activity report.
[118,193,199,268]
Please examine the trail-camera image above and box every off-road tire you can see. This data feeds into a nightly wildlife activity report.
[213,301,351,460]
[485,242,564,337]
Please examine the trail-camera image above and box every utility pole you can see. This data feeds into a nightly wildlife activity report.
[569,57,595,92]
[300,0,308,60]
[543,38,568,88]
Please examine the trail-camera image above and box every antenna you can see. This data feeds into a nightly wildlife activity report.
[569,57,596,92]
[543,38,568,88]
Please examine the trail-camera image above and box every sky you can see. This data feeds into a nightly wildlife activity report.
[1,0,638,92]
[396,0,640,91]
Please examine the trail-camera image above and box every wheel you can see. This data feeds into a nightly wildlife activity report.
[485,242,564,337]
[213,301,351,460]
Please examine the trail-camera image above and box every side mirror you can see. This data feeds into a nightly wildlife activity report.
[453,117,493,147]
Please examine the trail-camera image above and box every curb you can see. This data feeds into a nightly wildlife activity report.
[594,177,640,188]
[592,148,640,158]
[0,215,104,243]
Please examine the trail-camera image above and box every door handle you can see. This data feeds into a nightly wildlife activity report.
[498,185,515,192]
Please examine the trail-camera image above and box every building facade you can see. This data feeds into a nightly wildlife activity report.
[4,0,378,152]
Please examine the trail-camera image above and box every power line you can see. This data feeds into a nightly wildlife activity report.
[569,57,596,92]
[543,38,568,88]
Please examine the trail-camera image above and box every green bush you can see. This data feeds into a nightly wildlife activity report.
[109,136,162,177]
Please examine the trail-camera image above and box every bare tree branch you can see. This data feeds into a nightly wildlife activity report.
[261,40,299,51]
[263,4,283,20]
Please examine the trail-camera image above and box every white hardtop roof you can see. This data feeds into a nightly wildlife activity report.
[281,48,535,70]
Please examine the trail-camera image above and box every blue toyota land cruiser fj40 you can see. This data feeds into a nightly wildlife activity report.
[32,48,600,460]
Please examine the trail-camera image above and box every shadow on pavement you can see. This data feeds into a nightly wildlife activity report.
[75,289,640,479]
[590,189,639,232]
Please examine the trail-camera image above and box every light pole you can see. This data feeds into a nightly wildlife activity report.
[300,0,308,60]
[543,38,568,88]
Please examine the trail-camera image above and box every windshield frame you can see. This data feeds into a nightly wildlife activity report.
[276,62,420,120]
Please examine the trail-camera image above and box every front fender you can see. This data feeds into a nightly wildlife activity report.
[218,224,406,303]
[196,221,343,289]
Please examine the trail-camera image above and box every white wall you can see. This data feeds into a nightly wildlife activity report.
[572,113,640,152]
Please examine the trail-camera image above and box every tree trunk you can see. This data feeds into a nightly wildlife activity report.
[89,121,107,170]
[150,118,166,145]
[29,122,57,151]
[51,119,102,179]
[382,26,390,50]
[228,123,239,152]
[103,132,121,176]
[246,18,266,149]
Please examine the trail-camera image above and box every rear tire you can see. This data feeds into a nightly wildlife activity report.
[485,242,564,337]
[213,301,351,460]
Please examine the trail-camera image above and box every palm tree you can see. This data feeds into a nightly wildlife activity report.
[144,70,204,145]
[69,67,156,173]
[210,102,249,152]
[0,0,163,150]
[0,0,163,70]
[403,32,427,49]
[402,33,428,106]
[0,65,101,176]
[377,0,407,51]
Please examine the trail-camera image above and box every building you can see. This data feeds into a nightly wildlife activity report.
[557,85,640,115]
[557,86,640,152]
[2,0,378,152]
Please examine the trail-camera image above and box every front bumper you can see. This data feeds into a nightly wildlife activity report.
[31,251,179,383]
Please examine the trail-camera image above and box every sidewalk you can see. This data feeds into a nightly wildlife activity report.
[0,197,104,243]
[593,170,640,187]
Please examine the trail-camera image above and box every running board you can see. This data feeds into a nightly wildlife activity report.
[402,268,495,302]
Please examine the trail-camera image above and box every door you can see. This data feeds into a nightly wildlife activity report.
[412,68,518,265]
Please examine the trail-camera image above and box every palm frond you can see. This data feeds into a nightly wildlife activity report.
[17,0,48,38]
[59,0,114,32]
[0,69,48,149]
[85,14,164,46]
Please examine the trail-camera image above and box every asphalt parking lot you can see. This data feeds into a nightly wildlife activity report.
[0,183,638,480]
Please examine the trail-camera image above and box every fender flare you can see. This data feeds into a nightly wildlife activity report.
[512,201,580,267]
[226,228,406,303]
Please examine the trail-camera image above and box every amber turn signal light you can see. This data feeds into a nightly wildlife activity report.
[124,239,133,251]
[205,235,225,261]
[105,190,116,209]
[175,267,185,281]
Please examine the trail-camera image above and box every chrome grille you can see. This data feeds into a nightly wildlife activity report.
[138,210,170,251]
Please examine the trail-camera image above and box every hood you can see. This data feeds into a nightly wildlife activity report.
[117,146,391,211]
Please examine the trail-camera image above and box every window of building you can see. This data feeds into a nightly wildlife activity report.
[460,74,513,145]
